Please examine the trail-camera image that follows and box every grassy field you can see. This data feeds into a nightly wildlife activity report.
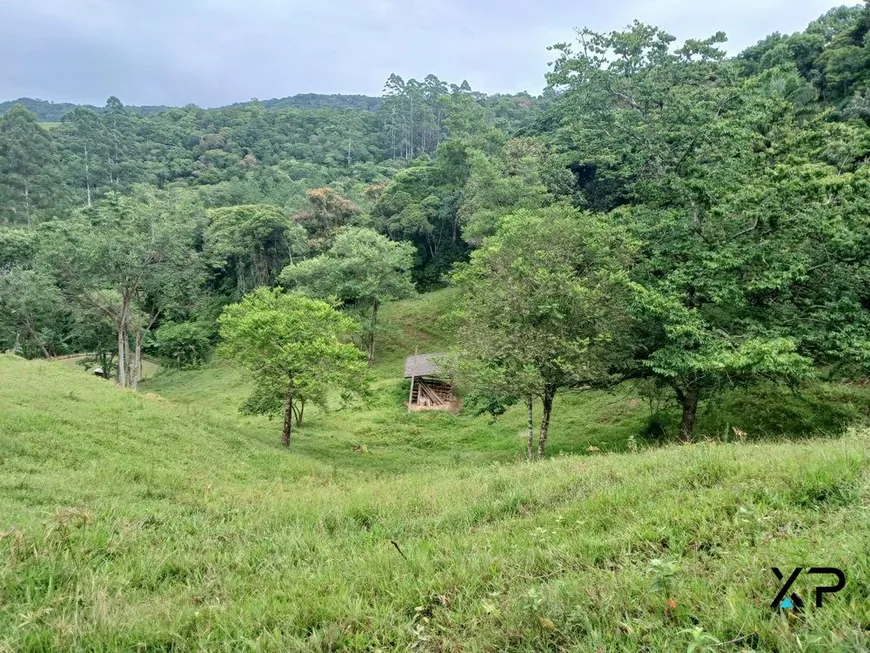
[2,290,870,650]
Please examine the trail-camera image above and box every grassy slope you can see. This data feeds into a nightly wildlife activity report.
[145,289,870,463]
[54,354,159,381]
[1,289,869,650]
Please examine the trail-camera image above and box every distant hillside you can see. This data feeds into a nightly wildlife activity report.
[0,98,171,121]
[0,93,383,122]
[255,94,382,112]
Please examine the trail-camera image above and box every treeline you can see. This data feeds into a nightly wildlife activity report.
[0,98,173,122]
[0,93,384,123]
[2,4,869,445]
[0,77,540,227]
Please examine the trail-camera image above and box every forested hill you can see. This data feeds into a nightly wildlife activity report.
[228,94,383,112]
[0,93,387,122]
[0,98,172,121]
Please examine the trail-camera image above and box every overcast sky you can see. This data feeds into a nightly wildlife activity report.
[0,0,856,107]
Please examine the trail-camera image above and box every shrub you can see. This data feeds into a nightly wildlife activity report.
[152,322,211,369]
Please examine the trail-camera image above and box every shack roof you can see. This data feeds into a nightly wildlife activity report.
[404,353,447,378]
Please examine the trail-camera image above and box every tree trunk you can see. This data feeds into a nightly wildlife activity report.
[131,329,143,391]
[84,143,92,207]
[26,319,50,358]
[537,387,555,459]
[525,396,535,461]
[293,398,306,427]
[367,302,379,365]
[116,301,128,388]
[678,384,700,442]
[282,390,294,447]
[24,179,30,225]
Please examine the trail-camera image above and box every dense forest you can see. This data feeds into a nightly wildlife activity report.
[0,93,388,123]
[1,4,869,443]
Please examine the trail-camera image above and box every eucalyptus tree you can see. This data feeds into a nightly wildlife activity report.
[0,106,65,224]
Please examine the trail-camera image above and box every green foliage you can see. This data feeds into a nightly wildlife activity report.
[203,204,306,298]
[371,140,474,286]
[218,288,368,445]
[38,192,201,386]
[545,21,869,439]
[739,4,870,105]
[151,321,211,369]
[453,207,634,458]
[290,187,363,253]
[281,227,415,364]
[0,268,67,357]
[0,228,37,266]
[460,137,573,243]
[0,106,66,224]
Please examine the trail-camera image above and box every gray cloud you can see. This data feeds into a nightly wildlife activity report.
[0,0,853,107]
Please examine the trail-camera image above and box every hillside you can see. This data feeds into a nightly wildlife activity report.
[2,287,870,649]
[0,98,172,121]
[0,93,383,122]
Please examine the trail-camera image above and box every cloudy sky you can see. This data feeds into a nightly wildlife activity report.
[0,0,855,107]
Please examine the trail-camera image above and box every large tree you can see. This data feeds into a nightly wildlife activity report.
[291,187,363,253]
[280,227,415,364]
[453,207,632,459]
[40,192,199,388]
[0,268,68,358]
[218,288,367,447]
[546,23,860,440]
[203,204,307,299]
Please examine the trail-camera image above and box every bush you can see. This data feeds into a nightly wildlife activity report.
[152,322,211,369]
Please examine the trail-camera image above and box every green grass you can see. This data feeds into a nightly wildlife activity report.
[53,354,159,382]
[371,287,458,380]
[2,289,870,650]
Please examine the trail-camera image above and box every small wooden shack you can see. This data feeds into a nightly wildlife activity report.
[404,353,458,412]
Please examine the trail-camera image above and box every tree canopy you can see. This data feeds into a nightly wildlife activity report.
[280,227,415,364]
[454,207,633,457]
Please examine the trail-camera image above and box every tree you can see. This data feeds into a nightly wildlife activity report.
[459,137,573,243]
[152,321,211,369]
[218,288,367,447]
[453,207,632,459]
[0,106,65,224]
[40,193,199,388]
[280,227,415,364]
[101,96,142,191]
[58,107,107,207]
[291,188,362,253]
[203,204,307,299]
[0,268,68,358]
[547,23,835,440]
[371,139,476,286]
[0,228,37,267]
